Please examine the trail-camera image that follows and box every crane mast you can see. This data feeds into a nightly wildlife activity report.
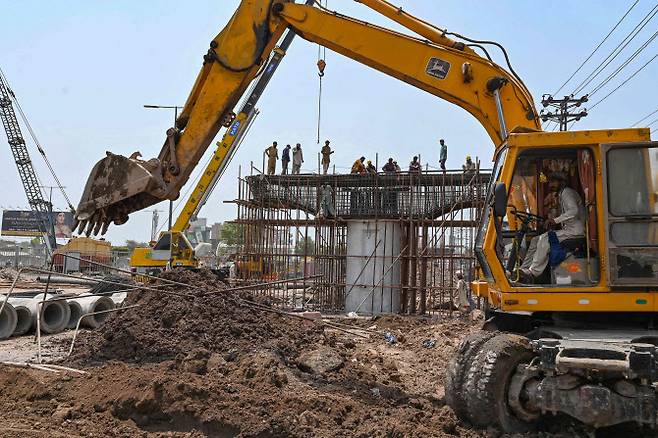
[0,71,56,254]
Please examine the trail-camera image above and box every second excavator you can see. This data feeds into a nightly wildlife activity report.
[75,0,657,433]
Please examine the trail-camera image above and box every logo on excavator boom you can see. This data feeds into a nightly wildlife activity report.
[426,57,450,80]
[229,120,241,136]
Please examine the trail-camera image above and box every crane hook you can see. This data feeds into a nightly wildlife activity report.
[317,59,326,77]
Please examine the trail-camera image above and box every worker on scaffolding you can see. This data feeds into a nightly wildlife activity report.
[462,155,476,175]
[292,143,304,174]
[265,141,278,175]
[366,160,377,174]
[317,183,336,219]
[409,156,421,173]
[321,140,333,175]
[382,158,396,173]
[281,144,291,175]
[439,139,448,171]
[351,156,367,174]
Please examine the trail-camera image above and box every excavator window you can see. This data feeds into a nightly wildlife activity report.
[502,148,599,287]
[605,142,658,286]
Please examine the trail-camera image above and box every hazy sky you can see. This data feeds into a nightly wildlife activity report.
[1,0,656,244]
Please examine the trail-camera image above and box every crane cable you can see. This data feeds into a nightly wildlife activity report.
[316,0,327,144]
[0,67,75,213]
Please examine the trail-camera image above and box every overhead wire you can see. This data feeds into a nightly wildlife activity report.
[632,108,658,126]
[551,0,639,96]
[587,53,657,112]
[587,29,658,97]
[571,4,658,96]
[643,116,658,127]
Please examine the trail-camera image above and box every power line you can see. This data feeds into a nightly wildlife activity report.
[632,108,658,126]
[586,53,657,112]
[571,4,658,96]
[644,116,658,127]
[552,0,639,96]
[587,29,658,96]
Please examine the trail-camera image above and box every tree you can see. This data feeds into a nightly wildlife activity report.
[219,223,244,246]
[125,240,149,251]
[294,237,315,255]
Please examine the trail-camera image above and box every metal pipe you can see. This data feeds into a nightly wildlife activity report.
[493,88,508,141]
[35,275,97,286]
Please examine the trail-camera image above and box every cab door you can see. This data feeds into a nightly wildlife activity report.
[602,141,658,286]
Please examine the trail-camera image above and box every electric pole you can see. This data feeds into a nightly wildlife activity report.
[540,94,588,131]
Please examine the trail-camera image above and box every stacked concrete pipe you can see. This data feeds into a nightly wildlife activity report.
[8,294,71,334]
[66,300,83,329]
[68,295,116,329]
[12,303,32,336]
[0,301,17,340]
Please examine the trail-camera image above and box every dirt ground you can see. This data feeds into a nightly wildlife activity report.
[0,270,618,437]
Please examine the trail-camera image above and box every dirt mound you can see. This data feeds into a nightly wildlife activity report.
[73,269,323,364]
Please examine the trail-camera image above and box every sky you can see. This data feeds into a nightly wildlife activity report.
[1,0,656,245]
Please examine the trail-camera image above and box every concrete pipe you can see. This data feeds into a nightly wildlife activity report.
[71,295,115,329]
[8,295,71,334]
[12,304,32,336]
[36,275,97,286]
[111,292,127,307]
[66,300,83,329]
[0,302,17,340]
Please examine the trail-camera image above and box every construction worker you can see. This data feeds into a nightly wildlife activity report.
[454,272,471,315]
[394,161,401,172]
[409,156,421,173]
[366,160,377,174]
[265,141,278,175]
[351,156,366,174]
[462,155,476,174]
[320,140,333,175]
[382,158,396,173]
[318,183,336,218]
[439,139,448,171]
[292,143,304,174]
[281,144,291,175]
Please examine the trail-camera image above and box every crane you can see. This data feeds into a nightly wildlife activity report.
[0,69,57,254]
[73,0,657,432]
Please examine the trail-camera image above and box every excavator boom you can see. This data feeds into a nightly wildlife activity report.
[75,0,539,236]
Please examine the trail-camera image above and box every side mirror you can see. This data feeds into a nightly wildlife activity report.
[493,182,507,217]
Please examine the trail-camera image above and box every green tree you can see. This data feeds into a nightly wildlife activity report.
[125,240,149,251]
[294,237,315,255]
[219,223,244,246]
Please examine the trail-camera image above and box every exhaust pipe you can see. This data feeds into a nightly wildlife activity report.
[8,295,71,334]
[0,302,17,340]
[12,304,32,336]
[70,295,116,329]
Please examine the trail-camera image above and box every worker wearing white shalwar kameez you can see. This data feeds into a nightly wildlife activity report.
[521,173,586,278]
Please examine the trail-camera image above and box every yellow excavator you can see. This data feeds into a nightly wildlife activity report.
[74,0,657,432]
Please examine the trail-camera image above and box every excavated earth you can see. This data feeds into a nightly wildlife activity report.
[0,270,636,437]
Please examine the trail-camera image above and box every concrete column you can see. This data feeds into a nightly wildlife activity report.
[345,220,401,314]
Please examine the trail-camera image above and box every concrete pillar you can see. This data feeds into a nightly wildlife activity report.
[345,220,401,314]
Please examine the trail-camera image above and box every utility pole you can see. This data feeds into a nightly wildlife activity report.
[540,95,588,131]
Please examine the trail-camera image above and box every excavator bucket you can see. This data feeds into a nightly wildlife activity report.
[74,152,168,236]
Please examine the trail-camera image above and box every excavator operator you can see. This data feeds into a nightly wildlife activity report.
[518,172,586,283]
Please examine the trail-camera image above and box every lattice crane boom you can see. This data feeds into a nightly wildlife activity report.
[0,71,56,253]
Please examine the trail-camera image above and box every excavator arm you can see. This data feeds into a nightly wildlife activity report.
[75,0,540,235]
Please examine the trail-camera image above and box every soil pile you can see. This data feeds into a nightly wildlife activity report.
[73,269,323,364]
[0,270,597,437]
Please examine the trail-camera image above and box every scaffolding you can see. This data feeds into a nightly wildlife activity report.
[228,165,491,315]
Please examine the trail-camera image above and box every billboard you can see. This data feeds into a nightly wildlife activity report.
[1,210,75,239]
